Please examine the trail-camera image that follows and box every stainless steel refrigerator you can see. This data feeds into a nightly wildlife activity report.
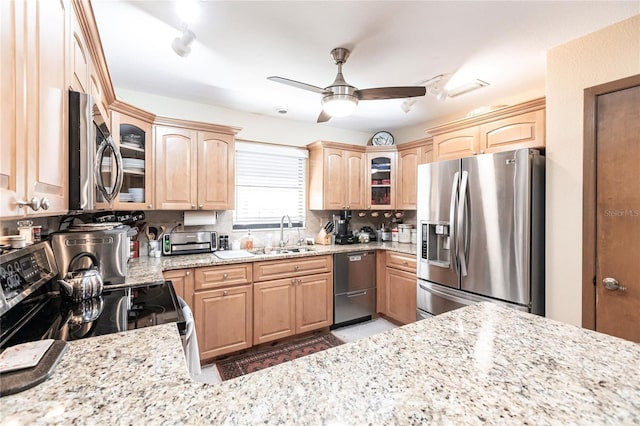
[416,148,544,318]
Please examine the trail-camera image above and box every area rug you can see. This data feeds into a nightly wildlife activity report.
[216,333,345,381]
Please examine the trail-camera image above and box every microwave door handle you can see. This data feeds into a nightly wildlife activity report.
[449,171,460,273]
[111,141,124,201]
[95,141,110,202]
[457,171,469,277]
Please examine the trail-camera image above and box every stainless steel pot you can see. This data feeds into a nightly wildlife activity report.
[57,252,104,301]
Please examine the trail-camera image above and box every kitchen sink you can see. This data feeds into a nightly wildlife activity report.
[249,247,315,256]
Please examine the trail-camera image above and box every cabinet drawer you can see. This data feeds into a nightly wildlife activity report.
[386,251,416,273]
[253,255,333,282]
[195,263,252,290]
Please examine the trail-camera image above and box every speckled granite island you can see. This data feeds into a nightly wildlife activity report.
[2,303,639,424]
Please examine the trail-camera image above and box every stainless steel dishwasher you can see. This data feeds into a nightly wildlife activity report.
[332,251,376,329]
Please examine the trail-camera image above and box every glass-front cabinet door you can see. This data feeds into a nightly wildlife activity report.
[110,110,154,210]
[366,151,396,210]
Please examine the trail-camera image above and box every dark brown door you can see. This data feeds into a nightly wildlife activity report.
[595,83,640,342]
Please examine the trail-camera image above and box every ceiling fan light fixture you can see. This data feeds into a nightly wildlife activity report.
[321,94,358,117]
[172,28,196,57]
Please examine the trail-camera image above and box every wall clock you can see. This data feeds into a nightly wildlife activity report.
[371,131,394,146]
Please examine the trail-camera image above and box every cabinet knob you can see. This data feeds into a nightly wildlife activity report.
[185,271,190,276]
[291,279,296,285]
[199,205,203,209]
[17,197,41,211]
[40,197,50,210]
[480,150,485,154]
[294,265,299,271]
[472,152,478,155]
[297,279,302,285]
[223,290,228,296]
[223,273,228,279]
[191,205,196,209]
[402,261,408,265]
[148,204,153,209]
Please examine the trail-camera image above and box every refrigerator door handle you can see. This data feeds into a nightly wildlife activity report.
[449,171,460,273]
[457,171,469,276]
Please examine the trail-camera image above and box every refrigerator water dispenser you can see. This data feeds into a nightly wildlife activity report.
[422,222,451,268]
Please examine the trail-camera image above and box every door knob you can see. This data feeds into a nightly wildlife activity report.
[603,277,627,292]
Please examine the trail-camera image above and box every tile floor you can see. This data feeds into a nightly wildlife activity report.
[191,317,398,384]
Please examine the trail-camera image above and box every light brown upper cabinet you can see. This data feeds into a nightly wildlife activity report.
[1,0,70,217]
[154,118,240,210]
[107,101,156,210]
[429,98,545,162]
[396,138,433,210]
[308,141,366,210]
[366,148,397,210]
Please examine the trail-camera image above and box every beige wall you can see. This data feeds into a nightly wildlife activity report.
[545,15,640,326]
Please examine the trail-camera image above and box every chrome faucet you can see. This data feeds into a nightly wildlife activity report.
[279,215,292,247]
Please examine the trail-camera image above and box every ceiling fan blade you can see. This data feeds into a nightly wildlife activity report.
[357,86,427,101]
[317,110,332,123]
[267,76,331,95]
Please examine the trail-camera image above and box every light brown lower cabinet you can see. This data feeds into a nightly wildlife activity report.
[379,251,417,325]
[192,263,253,360]
[253,272,333,345]
[163,269,194,306]
[193,284,253,360]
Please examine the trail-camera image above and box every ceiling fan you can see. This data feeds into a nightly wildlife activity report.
[268,47,427,123]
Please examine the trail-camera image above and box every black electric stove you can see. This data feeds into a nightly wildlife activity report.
[0,242,185,350]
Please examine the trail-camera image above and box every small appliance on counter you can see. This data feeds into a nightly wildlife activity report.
[334,210,357,245]
[162,231,218,256]
[50,223,135,285]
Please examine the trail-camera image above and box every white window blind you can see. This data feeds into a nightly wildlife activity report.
[233,141,308,230]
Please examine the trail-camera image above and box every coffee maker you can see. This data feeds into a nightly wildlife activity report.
[334,210,357,245]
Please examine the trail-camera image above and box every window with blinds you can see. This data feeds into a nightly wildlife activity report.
[233,141,308,230]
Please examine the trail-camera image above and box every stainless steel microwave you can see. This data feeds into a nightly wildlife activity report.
[68,90,123,212]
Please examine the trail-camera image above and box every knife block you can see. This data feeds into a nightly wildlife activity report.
[315,229,332,245]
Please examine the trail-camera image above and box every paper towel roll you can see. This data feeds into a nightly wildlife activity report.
[183,211,217,226]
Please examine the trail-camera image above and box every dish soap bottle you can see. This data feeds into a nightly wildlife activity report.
[241,230,254,250]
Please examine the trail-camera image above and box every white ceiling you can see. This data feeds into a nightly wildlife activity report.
[92,1,639,133]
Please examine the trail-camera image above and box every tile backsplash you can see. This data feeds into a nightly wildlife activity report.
[1,209,415,255]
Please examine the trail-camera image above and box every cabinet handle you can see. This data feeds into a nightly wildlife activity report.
[191,205,196,209]
[199,205,203,209]
[148,204,153,209]
[223,290,228,296]
[297,279,302,285]
[294,265,299,271]
[40,197,50,210]
[223,273,228,279]
[16,197,40,211]
[291,278,296,285]
[472,152,478,155]
[185,271,190,276]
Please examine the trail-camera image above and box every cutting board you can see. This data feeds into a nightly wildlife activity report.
[213,250,255,260]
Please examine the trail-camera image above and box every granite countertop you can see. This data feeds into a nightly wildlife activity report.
[2,303,639,424]
[121,241,417,288]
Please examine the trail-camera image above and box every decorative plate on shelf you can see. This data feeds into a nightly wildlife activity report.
[371,131,394,146]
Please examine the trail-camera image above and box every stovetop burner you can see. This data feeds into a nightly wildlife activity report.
[0,282,185,350]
